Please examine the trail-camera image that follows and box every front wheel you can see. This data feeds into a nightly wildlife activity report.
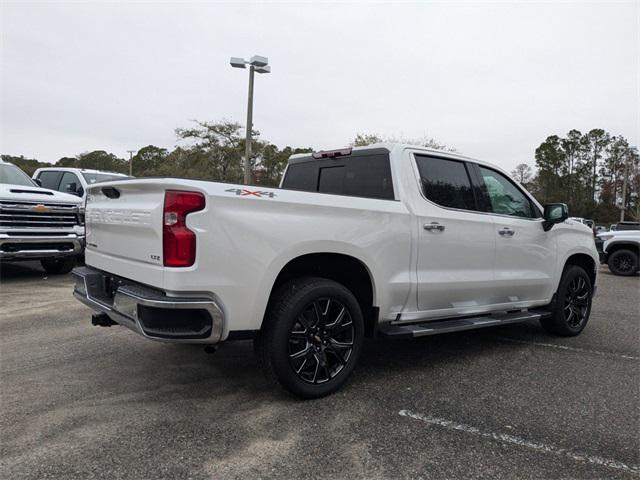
[40,256,77,275]
[540,265,593,336]
[607,249,638,276]
[255,277,364,399]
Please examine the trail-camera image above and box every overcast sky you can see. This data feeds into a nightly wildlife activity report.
[1,1,638,172]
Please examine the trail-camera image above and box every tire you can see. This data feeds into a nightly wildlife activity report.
[40,256,77,275]
[607,249,638,276]
[254,277,364,399]
[540,265,593,337]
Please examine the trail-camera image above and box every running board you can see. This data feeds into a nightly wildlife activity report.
[379,311,546,339]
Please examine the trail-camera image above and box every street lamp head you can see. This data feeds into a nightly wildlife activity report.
[230,57,247,68]
[250,55,268,67]
[254,65,271,74]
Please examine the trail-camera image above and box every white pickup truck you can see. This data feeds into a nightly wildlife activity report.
[1,160,84,273]
[32,167,129,201]
[73,144,599,398]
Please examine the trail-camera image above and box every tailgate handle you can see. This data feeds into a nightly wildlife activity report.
[102,187,120,199]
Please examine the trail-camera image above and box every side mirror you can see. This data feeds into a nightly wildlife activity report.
[542,203,568,231]
[34,178,42,187]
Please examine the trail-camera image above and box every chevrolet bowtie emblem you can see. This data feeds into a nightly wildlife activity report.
[31,204,50,213]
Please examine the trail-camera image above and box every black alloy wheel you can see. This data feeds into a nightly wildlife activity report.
[608,249,638,276]
[288,297,354,384]
[540,265,592,337]
[255,277,364,398]
[562,275,590,328]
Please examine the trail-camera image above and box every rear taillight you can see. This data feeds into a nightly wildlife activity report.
[163,190,205,267]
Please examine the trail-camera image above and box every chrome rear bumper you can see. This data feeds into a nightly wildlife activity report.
[72,266,224,344]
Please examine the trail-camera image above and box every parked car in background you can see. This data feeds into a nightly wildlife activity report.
[72,144,598,398]
[1,160,84,274]
[569,217,596,235]
[596,229,640,276]
[610,221,640,231]
[595,225,607,234]
[33,167,129,200]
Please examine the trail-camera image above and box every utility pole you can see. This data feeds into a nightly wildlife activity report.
[127,150,136,177]
[619,149,630,222]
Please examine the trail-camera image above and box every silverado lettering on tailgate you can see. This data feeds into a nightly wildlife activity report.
[87,208,152,225]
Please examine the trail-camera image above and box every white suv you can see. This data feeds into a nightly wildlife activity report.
[72,144,599,397]
[33,168,128,201]
[596,230,639,275]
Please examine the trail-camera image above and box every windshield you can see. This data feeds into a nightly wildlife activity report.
[81,172,128,184]
[0,163,37,187]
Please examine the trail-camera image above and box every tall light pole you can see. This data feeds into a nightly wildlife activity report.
[230,55,271,185]
[127,150,136,176]
[618,147,637,222]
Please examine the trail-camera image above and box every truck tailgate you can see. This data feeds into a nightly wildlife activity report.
[85,181,166,283]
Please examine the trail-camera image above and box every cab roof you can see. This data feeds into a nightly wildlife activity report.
[288,143,499,171]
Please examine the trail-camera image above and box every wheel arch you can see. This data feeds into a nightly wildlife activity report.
[606,240,639,257]
[563,253,597,287]
[264,252,378,336]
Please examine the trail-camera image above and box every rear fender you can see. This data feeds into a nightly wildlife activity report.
[252,241,379,326]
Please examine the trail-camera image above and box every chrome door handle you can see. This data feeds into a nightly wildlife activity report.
[424,222,445,232]
[498,227,515,237]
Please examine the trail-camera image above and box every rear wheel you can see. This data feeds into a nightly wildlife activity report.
[255,277,364,399]
[40,256,76,275]
[607,249,638,276]
[540,265,592,336]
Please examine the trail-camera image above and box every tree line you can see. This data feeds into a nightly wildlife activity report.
[2,121,451,188]
[512,129,639,224]
[3,120,314,188]
[3,121,637,223]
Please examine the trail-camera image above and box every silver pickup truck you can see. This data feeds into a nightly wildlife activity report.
[0,160,84,274]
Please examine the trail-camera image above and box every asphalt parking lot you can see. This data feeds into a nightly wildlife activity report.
[1,263,638,479]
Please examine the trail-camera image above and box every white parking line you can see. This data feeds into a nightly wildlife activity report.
[497,337,640,361]
[399,410,640,475]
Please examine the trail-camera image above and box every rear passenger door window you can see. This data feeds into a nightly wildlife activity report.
[414,155,476,211]
[477,166,535,218]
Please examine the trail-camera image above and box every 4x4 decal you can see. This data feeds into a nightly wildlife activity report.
[225,188,276,198]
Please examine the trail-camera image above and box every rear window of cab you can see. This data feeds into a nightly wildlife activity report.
[281,149,395,200]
